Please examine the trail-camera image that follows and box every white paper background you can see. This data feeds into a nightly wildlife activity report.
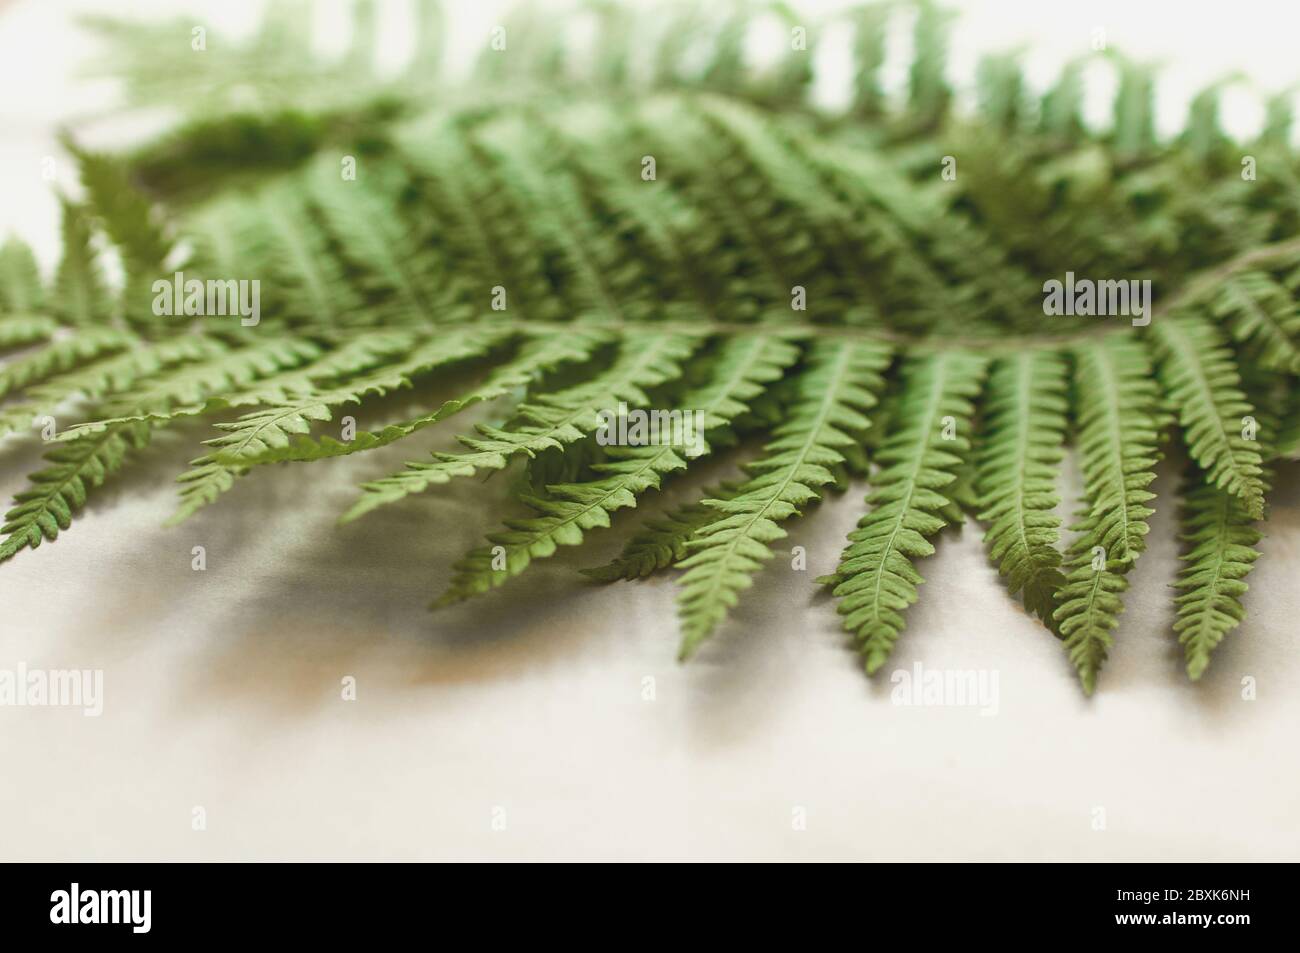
[1,0,1298,861]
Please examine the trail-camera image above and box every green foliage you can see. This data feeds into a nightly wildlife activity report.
[823,351,985,674]
[436,333,802,607]
[1153,316,1266,517]
[1173,471,1265,680]
[0,238,46,315]
[974,351,1068,623]
[1053,337,1162,694]
[0,423,150,562]
[677,339,891,657]
[2,0,1299,697]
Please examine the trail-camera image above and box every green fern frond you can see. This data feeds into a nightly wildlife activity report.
[1211,270,1300,373]
[55,336,323,439]
[1153,315,1265,517]
[167,328,508,522]
[1053,541,1131,696]
[342,332,698,522]
[0,314,59,350]
[1069,336,1163,565]
[231,330,611,467]
[0,423,150,563]
[0,329,135,401]
[1173,470,1266,680]
[974,351,1069,623]
[677,339,892,658]
[437,332,802,606]
[66,140,173,325]
[1,335,228,439]
[583,481,744,582]
[51,199,112,327]
[0,237,46,315]
[1052,336,1162,693]
[825,351,985,674]
[197,330,501,460]
[3,0,1299,702]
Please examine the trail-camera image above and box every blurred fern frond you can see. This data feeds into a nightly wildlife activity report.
[2,0,1297,694]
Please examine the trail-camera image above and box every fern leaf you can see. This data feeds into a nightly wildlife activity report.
[67,141,172,325]
[207,328,514,463]
[55,336,323,439]
[677,339,893,658]
[1052,336,1162,694]
[435,333,802,605]
[342,332,697,522]
[0,314,58,350]
[826,351,986,674]
[51,198,111,327]
[0,423,150,563]
[232,330,610,467]
[908,0,955,129]
[583,481,743,582]
[253,182,359,325]
[307,159,441,317]
[1053,543,1131,696]
[1,335,227,439]
[0,237,46,315]
[1173,470,1265,680]
[974,351,1069,623]
[0,329,135,401]
[167,328,508,522]
[1072,337,1163,565]
[1153,316,1265,517]
[1211,270,1300,373]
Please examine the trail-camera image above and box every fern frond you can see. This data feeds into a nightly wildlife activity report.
[974,351,1069,623]
[825,351,986,674]
[0,237,46,315]
[51,198,112,327]
[54,336,324,439]
[1053,541,1131,696]
[583,481,744,582]
[5,0,1300,703]
[167,328,508,522]
[1153,315,1265,517]
[0,329,135,401]
[1072,337,1163,564]
[677,339,892,658]
[306,159,443,318]
[68,141,172,325]
[1210,270,1300,373]
[230,330,610,467]
[342,332,698,522]
[0,314,59,350]
[1173,470,1265,680]
[0,423,150,563]
[0,335,227,439]
[1052,336,1162,693]
[252,182,360,326]
[436,332,802,605]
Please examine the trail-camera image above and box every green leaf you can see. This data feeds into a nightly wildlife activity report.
[974,351,1069,623]
[1153,315,1265,518]
[827,351,986,674]
[678,338,893,658]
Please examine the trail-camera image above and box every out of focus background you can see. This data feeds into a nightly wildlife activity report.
[2,0,1299,861]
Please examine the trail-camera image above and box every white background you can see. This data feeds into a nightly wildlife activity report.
[1,0,1298,860]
